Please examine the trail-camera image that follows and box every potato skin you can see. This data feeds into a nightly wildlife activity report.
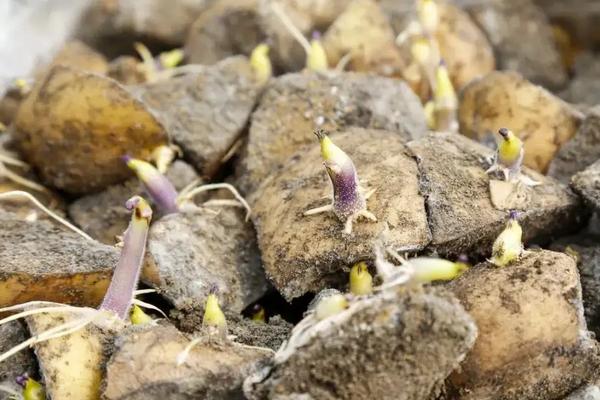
[458,71,582,173]
[448,250,600,399]
[13,65,167,194]
[27,311,114,400]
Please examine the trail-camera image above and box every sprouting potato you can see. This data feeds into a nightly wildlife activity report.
[459,71,583,173]
[13,65,168,194]
[321,0,405,76]
[257,0,353,71]
[26,310,115,400]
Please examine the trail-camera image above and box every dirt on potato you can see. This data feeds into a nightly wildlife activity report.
[447,250,600,400]
[251,128,430,300]
[0,209,119,308]
[246,286,477,400]
[407,132,582,257]
[134,56,263,179]
[458,71,583,174]
[239,70,426,194]
[145,207,269,326]
[103,323,271,400]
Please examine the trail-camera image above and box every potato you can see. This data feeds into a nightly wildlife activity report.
[458,71,583,173]
[13,65,167,194]
[76,0,210,54]
[382,1,494,97]
[448,250,600,399]
[35,40,108,78]
[257,0,352,71]
[435,2,495,90]
[185,0,266,65]
[322,0,405,76]
[104,323,271,399]
[0,209,119,308]
[26,310,116,400]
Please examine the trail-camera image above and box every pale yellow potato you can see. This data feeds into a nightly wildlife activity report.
[459,71,583,173]
[435,2,495,90]
[322,0,405,76]
[391,1,495,100]
[14,65,167,194]
[257,0,352,71]
[26,310,120,400]
[448,250,599,399]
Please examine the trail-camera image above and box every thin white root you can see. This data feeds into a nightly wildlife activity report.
[178,178,204,199]
[358,210,377,222]
[221,138,243,163]
[0,161,48,193]
[131,299,168,319]
[485,164,499,175]
[203,199,244,209]
[344,218,353,235]
[303,204,333,216]
[335,53,353,72]
[364,188,377,200]
[0,313,96,364]
[0,191,93,241]
[176,336,204,366]
[519,174,541,187]
[0,384,20,398]
[177,183,252,221]
[134,289,158,296]
[0,305,86,327]
[386,247,407,264]
[271,3,312,55]
[232,342,276,355]
[0,152,28,168]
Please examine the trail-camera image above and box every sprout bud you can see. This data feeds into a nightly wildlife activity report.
[250,43,273,84]
[315,293,349,321]
[349,261,373,295]
[130,304,153,325]
[491,210,524,267]
[123,155,179,214]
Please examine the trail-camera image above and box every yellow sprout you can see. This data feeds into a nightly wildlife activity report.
[497,129,523,168]
[15,78,31,95]
[417,0,439,35]
[159,48,184,69]
[250,43,272,84]
[307,38,328,72]
[315,293,348,321]
[349,261,373,296]
[409,257,469,283]
[23,378,45,400]
[251,305,266,323]
[433,62,457,111]
[411,36,432,68]
[424,100,435,129]
[130,304,153,325]
[203,292,226,328]
[491,212,523,267]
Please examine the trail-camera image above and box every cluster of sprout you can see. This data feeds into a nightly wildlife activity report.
[396,0,458,132]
